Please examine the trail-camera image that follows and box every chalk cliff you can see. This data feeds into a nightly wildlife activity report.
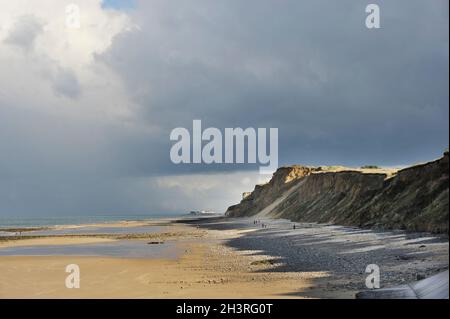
[225,152,449,233]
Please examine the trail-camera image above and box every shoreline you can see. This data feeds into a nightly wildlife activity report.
[0,219,329,298]
[0,217,448,298]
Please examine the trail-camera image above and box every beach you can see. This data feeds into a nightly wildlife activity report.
[0,217,448,298]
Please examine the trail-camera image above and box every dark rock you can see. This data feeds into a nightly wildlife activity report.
[416,274,426,281]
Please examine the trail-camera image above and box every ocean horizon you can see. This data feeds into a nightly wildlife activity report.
[0,213,185,228]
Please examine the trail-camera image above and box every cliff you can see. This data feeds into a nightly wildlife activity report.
[225,165,316,217]
[225,152,449,233]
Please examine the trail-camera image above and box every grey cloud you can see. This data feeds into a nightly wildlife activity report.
[4,15,43,51]
[52,68,81,99]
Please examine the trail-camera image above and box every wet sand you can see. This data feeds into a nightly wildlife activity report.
[0,237,115,248]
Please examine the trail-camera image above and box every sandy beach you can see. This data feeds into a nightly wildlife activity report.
[0,217,448,299]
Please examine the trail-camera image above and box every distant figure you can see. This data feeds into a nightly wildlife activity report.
[293,224,296,230]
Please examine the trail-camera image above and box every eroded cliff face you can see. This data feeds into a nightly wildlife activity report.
[225,165,316,217]
[225,152,449,233]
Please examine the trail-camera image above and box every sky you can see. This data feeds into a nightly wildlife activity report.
[0,0,448,217]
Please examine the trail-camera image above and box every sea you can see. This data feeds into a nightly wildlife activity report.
[0,213,187,258]
[0,213,185,228]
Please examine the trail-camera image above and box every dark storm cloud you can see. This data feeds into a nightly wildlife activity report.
[0,0,448,217]
[100,0,448,172]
